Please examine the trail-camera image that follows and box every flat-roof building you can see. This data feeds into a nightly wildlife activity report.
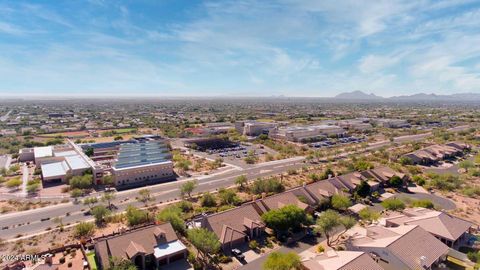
[111,140,174,188]
[270,124,346,142]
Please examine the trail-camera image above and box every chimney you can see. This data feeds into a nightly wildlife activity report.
[261,192,266,200]
[303,182,306,187]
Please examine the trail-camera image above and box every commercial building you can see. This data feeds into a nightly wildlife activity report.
[382,207,473,248]
[94,222,187,270]
[346,225,449,270]
[269,125,346,142]
[235,120,277,136]
[374,118,410,128]
[111,140,174,188]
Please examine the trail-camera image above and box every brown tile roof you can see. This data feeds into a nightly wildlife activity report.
[94,223,178,267]
[351,225,449,269]
[258,187,316,211]
[303,251,383,270]
[203,203,264,245]
[339,252,384,270]
[388,226,449,269]
[386,208,473,241]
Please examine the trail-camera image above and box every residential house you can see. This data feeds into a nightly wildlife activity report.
[382,208,473,248]
[94,222,187,270]
[302,250,383,270]
[346,225,449,270]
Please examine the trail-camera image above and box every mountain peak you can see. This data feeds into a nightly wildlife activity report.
[334,91,383,100]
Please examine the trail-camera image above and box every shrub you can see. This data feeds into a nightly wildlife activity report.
[388,176,403,187]
[316,245,325,253]
[381,198,405,211]
[331,194,352,211]
[74,222,95,238]
[411,199,434,209]
[251,177,285,195]
[249,240,259,250]
[200,192,216,207]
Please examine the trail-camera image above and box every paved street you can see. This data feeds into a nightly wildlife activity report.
[0,156,305,240]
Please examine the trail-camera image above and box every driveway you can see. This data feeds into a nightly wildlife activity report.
[394,191,456,210]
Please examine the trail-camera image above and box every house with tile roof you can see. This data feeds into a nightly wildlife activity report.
[402,142,470,165]
[199,203,266,251]
[346,225,449,270]
[382,207,473,248]
[302,250,383,270]
[94,222,187,270]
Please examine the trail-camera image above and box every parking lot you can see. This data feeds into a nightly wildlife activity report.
[308,136,366,148]
[193,143,278,168]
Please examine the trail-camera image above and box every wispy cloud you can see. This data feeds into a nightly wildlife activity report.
[0,0,480,96]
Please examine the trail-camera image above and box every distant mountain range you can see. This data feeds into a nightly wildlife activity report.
[334,91,480,101]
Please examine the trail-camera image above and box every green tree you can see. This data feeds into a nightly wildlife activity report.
[101,192,116,209]
[315,210,356,246]
[234,175,248,190]
[261,205,311,236]
[200,192,216,207]
[108,257,137,270]
[218,188,240,205]
[331,194,352,211]
[70,188,83,201]
[381,198,405,211]
[83,196,98,211]
[91,205,111,224]
[125,205,150,226]
[399,156,413,165]
[251,177,285,195]
[74,222,95,238]
[187,228,221,266]
[358,208,380,223]
[156,206,186,235]
[137,189,152,205]
[180,180,197,198]
[70,174,93,189]
[263,251,301,270]
[26,183,40,194]
[388,176,403,188]
[102,175,114,186]
[355,180,371,198]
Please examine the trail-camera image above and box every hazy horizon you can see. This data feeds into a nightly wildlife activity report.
[1,0,480,97]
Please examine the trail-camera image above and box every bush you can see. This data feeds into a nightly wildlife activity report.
[381,198,405,211]
[316,245,325,253]
[200,192,216,207]
[411,199,434,209]
[249,240,259,250]
[251,177,284,195]
[331,194,352,211]
[59,257,65,264]
[74,222,95,238]
[388,176,403,187]
[412,175,426,186]
[125,205,150,226]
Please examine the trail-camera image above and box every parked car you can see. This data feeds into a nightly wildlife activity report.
[231,249,245,261]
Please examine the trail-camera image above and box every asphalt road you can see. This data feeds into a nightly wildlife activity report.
[0,156,306,240]
[0,131,438,240]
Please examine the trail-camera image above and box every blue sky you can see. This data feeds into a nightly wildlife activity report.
[1,0,480,97]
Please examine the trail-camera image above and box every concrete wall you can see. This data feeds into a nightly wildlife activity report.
[113,162,174,186]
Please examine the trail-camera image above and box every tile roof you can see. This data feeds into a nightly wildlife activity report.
[384,208,472,241]
[350,225,449,269]
[95,223,178,268]
[203,203,264,245]
[303,251,383,270]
